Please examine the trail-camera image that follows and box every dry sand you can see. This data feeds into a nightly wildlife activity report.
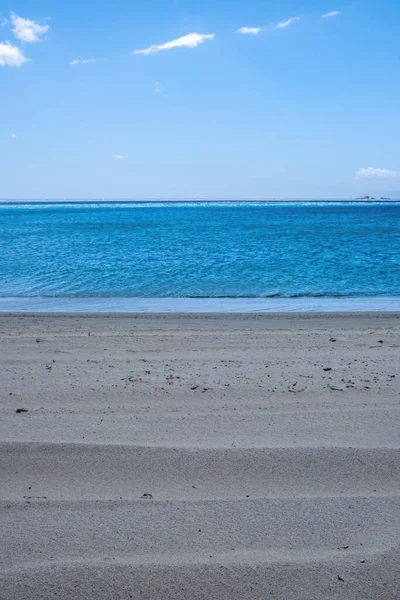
[0,312,399,599]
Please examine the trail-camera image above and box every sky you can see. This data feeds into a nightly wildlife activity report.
[1,0,400,199]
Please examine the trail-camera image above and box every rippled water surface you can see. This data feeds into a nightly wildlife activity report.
[1,201,399,304]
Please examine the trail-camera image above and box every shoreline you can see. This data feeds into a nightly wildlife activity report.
[0,295,399,313]
[1,309,400,315]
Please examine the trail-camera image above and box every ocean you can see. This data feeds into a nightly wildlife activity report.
[1,201,399,312]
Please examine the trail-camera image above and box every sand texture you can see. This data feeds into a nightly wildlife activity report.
[1,312,399,599]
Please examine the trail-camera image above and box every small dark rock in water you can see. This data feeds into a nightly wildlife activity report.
[16,408,28,414]
[141,493,153,499]
[329,338,337,342]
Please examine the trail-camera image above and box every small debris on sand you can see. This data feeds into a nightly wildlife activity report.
[15,408,28,414]
[23,496,47,500]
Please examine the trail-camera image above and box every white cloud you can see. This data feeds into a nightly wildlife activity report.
[276,17,300,29]
[0,41,28,67]
[133,32,215,55]
[356,167,400,179]
[11,133,17,139]
[153,81,164,96]
[236,27,262,35]
[114,154,125,160]
[322,11,341,18]
[10,12,49,43]
[69,59,96,65]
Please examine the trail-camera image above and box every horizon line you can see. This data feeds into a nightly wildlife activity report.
[0,197,398,202]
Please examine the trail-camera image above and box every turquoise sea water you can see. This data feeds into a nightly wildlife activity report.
[0,201,399,311]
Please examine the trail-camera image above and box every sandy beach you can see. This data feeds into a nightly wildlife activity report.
[1,312,399,599]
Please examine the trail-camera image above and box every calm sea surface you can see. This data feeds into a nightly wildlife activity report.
[1,201,399,311]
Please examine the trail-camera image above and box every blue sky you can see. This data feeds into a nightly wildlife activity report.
[1,0,400,199]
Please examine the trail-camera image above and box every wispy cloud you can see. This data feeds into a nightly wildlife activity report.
[356,167,400,178]
[322,11,341,18]
[69,59,96,65]
[276,17,300,29]
[10,12,49,43]
[236,27,262,35]
[237,19,300,36]
[153,81,164,96]
[11,133,17,139]
[113,154,125,160]
[0,41,28,67]
[133,32,214,55]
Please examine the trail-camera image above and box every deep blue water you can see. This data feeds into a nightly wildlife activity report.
[0,201,400,310]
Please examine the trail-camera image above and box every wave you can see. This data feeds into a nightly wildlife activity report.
[1,292,400,299]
